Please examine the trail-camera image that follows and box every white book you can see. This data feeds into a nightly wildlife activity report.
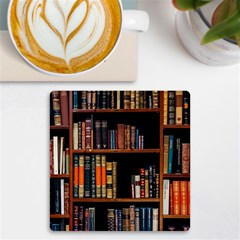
[59,137,64,174]
[135,175,140,198]
[73,123,78,150]
[163,179,170,214]
[53,136,58,174]
[152,208,159,231]
[60,179,65,215]
[117,91,121,109]
[62,151,66,174]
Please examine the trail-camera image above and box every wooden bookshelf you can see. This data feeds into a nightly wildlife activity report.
[50,91,190,231]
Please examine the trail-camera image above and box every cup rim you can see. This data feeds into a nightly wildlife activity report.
[7,0,124,78]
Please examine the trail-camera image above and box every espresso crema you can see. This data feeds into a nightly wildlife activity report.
[10,0,122,74]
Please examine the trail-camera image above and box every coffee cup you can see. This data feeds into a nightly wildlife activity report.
[8,0,149,77]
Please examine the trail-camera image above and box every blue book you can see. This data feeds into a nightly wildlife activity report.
[84,156,91,198]
[135,129,139,149]
[110,130,113,149]
[50,223,60,231]
[113,130,116,149]
[73,91,78,109]
[118,209,123,231]
[146,208,152,231]
[140,207,146,231]
[91,155,96,198]
[168,135,174,173]
[88,208,95,231]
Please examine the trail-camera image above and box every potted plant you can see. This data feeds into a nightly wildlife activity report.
[173,0,240,66]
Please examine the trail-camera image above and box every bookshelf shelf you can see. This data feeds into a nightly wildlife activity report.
[72,149,160,154]
[163,174,190,179]
[163,215,190,219]
[72,109,160,113]
[50,125,69,130]
[163,124,190,129]
[72,198,160,203]
[50,214,70,219]
[50,174,70,179]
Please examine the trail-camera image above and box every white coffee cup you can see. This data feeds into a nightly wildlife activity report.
[8,0,149,77]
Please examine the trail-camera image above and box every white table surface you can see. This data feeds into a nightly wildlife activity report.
[0,0,239,239]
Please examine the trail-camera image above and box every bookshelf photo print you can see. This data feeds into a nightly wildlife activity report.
[50,91,190,231]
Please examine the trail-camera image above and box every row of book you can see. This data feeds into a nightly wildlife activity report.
[51,91,69,126]
[73,206,95,231]
[163,180,190,215]
[73,155,117,198]
[50,136,69,175]
[73,120,145,150]
[131,166,159,199]
[73,91,159,110]
[50,220,69,231]
[163,135,190,174]
[50,179,69,215]
[108,206,159,231]
[163,91,190,125]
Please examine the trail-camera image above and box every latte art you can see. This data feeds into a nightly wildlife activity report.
[10,0,121,74]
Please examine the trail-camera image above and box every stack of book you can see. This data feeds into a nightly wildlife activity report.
[107,206,159,231]
[50,179,69,215]
[73,120,145,150]
[50,91,69,126]
[131,166,159,198]
[73,155,117,199]
[50,137,69,175]
[73,91,159,110]
[163,91,190,125]
[73,206,95,231]
[50,220,69,231]
[163,180,190,215]
[163,136,190,174]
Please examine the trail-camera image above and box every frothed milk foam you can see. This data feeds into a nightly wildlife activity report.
[10,0,122,74]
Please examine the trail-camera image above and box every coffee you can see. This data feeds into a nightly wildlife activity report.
[9,0,122,74]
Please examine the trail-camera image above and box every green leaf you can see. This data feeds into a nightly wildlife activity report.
[202,10,240,45]
[172,0,212,10]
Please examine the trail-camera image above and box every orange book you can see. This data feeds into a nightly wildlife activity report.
[180,181,188,215]
[169,183,173,215]
[78,155,84,198]
[101,155,107,198]
[173,181,180,215]
[187,181,190,215]
[96,155,102,198]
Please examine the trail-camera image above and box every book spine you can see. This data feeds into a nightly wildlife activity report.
[84,208,89,231]
[146,207,152,231]
[155,173,159,198]
[73,91,78,109]
[152,208,159,231]
[73,205,79,231]
[85,119,91,150]
[81,121,86,150]
[59,219,65,231]
[59,137,64,174]
[182,143,190,173]
[102,91,107,109]
[130,91,136,109]
[60,91,69,126]
[118,209,123,231]
[107,209,115,231]
[180,181,188,215]
[143,91,147,108]
[54,179,60,214]
[126,125,131,149]
[50,140,53,174]
[111,91,115,109]
[81,91,87,110]
[117,124,125,149]
[130,205,135,231]
[78,122,82,149]
[91,155,96,198]
[96,91,101,109]
[135,129,139,149]
[139,91,144,109]
[170,183,173,215]
[148,165,153,198]
[168,135,174,174]
[131,175,135,198]
[152,91,159,108]
[131,126,136,149]
[140,207,146,231]
[73,155,79,198]
[135,91,140,109]
[168,91,175,124]
[122,208,130,231]
[60,179,64,215]
[163,91,168,125]
[88,207,95,231]
[78,155,84,198]
[134,175,140,198]
[140,168,145,198]
[163,179,170,214]
[175,91,183,124]
[96,155,101,198]
[102,120,108,149]
[106,91,111,109]
[135,208,140,231]
[175,138,182,173]
[95,120,102,149]
[106,162,113,198]
[84,156,91,198]
[148,92,152,108]
[115,209,118,231]
[65,148,69,174]
[53,136,58,174]
[92,91,96,110]
[188,181,190,215]
[117,91,121,109]
[112,162,117,198]
[183,96,190,125]
[73,123,78,150]
[163,135,170,174]
[101,155,107,198]
[173,181,180,215]
[78,206,84,231]
[144,169,149,198]
[152,165,156,198]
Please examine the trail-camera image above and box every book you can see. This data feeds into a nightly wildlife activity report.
[168,135,174,174]
[91,155,96,198]
[52,91,61,125]
[84,156,91,198]
[101,155,107,198]
[73,155,79,198]
[152,208,159,231]
[73,123,78,150]
[130,205,135,231]
[168,91,175,124]
[163,91,168,125]
[53,136,58,174]
[102,120,108,149]
[170,183,173,215]
[95,120,102,149]
[106,162,113,198]
[175,91,183,124]
[135,208,140,231]
[183,96,190,125]
[134,175,140,198]
[173,181,181,215]
[81,91,87,110]
[163,135,170,174]
[92,91,96,110]
[73,91,78,109]
[148,165,153,198]
[180,181,188,215]
[140,207,146,231]
[81,121,86,150]
[60,91,69,126]
[96,91,101,109]
[122,208,130,231]
[182,143,190,173]
[96,155,101,198]
[85,119,91,150]
[174,138,182,173]
[146,207,152,231]
[107,209,115,231]
[112,162,117,198]
[87,91,91,110]
[88,207,95,231]
[140,168,145,198]
[78,122,82,149]
[78,155,84,198]
[188,181,190,215]
[117,124,125,149]
[163,179,170,214]
[60,179,64,215]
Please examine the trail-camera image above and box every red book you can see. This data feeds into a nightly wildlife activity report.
[60,91,69,126]
[187,181,190,215]
[180,181,188,215]
[50,140,53,174]
[117,124,125,149]
[182,143,190,173]
[173,181,180,215]
[169,183,173,215]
